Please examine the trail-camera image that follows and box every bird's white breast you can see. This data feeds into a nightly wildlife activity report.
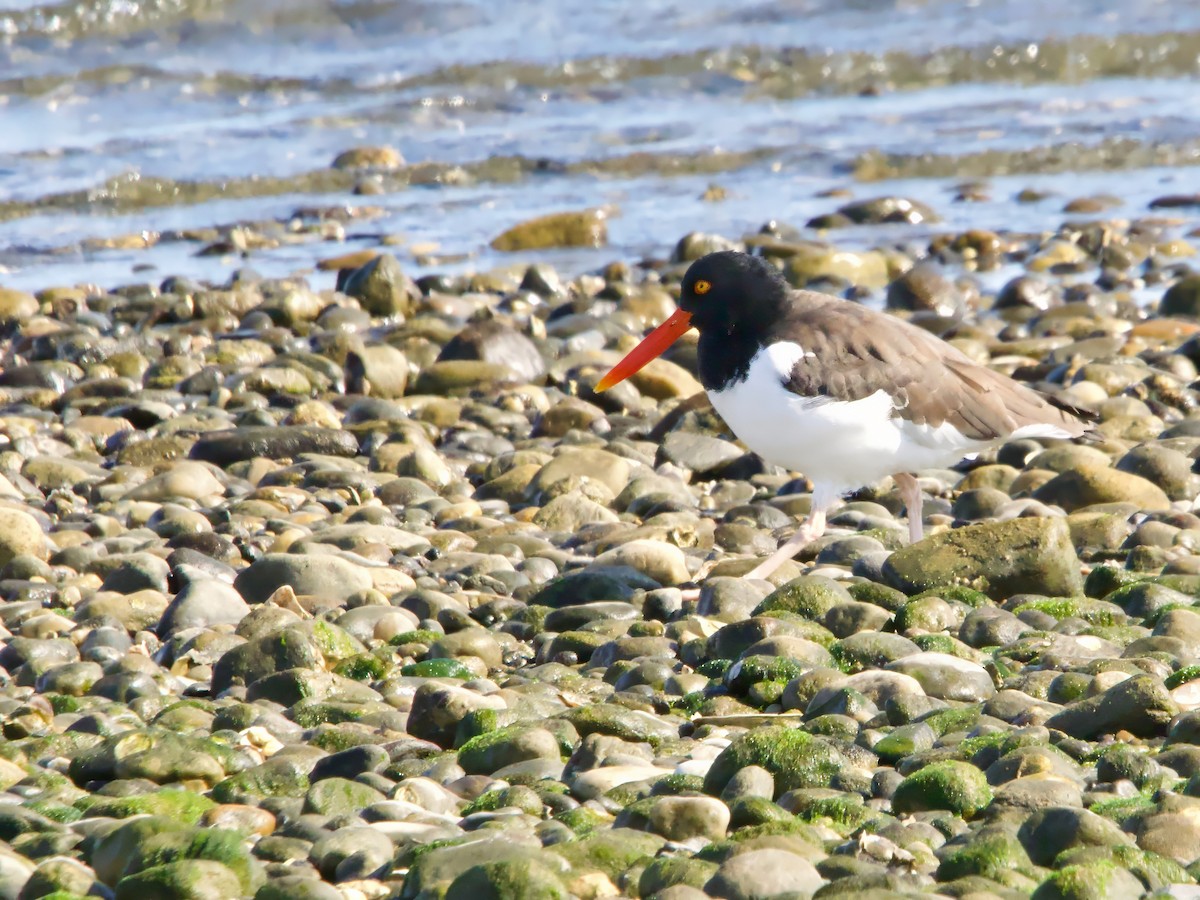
[706,341,991,503]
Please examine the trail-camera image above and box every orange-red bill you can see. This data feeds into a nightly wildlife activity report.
[595,308,693,392]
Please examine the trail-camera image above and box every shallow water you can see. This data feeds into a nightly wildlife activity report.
[0,0,1198,291]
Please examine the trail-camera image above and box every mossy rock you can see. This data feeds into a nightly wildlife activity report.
[67,730,233,787]
[1031,860,1147,900]
[892,761,992,818]
[1011,597,1124,627]
[845,580,909,611]
[753,576,852,619]
[1056,844,1193,890]
[402,840,563,899]
[289,700,371,728]
[873,722,936,762]
[1166,666,1200,689]
[696,818,824,863]
[725,655,809,693]
[728,795,793,829]
[557,703,677,747]
[553,806,610,837]
[108,826,259,894]
[650,773,705,796]
[211,757,310,804]
[401,658,474,680]
[1084,566,1148,599]
[1017,806,1136,868]
[787,790,873,832]
[333,653,388,681]
[702,725,845,797]
[307,724,381,753]
[547,828,664,881]
[458,721,575,775]
[113,860,243,900]
[454,707,510,747]
[444,859,567,900]
[387,629,443,648]
[75,790,215,825]
[884,518,1083,600]
[937,828,1038,881]
[303,776,385,816]
[490,209,607,253]
[919,704,983,737]
[462,785,544,817]
[638,856,719,896]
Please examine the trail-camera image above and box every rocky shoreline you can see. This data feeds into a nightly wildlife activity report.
[1,199,1200,899]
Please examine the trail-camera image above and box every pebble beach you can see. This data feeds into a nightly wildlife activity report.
[3,1,1200,899]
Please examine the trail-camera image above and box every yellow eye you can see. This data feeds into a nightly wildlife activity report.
[694,279,712,295]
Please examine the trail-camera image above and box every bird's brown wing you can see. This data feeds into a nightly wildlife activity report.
[776,292,1088,442]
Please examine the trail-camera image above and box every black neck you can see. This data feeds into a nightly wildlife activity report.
[696,327,765,391]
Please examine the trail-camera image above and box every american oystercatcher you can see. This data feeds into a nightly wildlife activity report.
[597,250,1090,581]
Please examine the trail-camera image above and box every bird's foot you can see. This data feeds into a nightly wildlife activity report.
[893,472,925,544]
[742,511,827,582]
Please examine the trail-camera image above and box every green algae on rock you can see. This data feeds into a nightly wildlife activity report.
[702,725,846,797]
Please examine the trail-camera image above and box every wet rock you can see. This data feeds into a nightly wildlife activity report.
[672,232,741,262]
[1034,463,1172,512]
[646,796,729,842]
[527,448,630,504]
[886,264,964,316]
[340,253,419,317]
[705,849,823,900]
[886,652,994,702]
[994,274,1060,310]
[190,426,358,466]
[0,287,39,323]
[331,145,403,169]
[491,209,607,252]
[1018,807,1133,867]
[1115,443,1199,501]
[883,517,1083,599]
[657,431,741,477]
[310,825,392,880]
[233,554,374,605]
[783,245,890,288]
[531,567,659,608]
[1045,674,1178,739]
[413,360,519,395]
[1161,274,1200,318]
[835,196,940,225]
[437,320,545,383]
[406,681,506,747]
[0,508,47,566]
[344,344,408,398]
[158,577,250,637]
[591,539,689,586]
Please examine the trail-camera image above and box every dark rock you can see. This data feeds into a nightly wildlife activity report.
[191,427,359,466]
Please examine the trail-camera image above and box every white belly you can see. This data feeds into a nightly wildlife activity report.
[706,342,989,503]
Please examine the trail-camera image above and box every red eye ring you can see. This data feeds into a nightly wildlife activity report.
[694,279,712,295]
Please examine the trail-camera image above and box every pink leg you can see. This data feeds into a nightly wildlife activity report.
[893,472,924,544]
[743,507,828,582]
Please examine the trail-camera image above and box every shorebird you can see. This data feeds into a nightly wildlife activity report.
[597,250,1090,581]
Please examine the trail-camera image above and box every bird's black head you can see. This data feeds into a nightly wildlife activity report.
[678,250,791,336]
[594,250,793,394]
